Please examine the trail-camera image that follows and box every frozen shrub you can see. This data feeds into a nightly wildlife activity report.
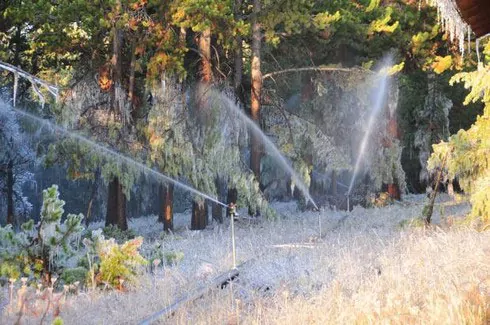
[0,185,84,283]
[164,251,185,265]
[103,225,136,243]
[60,267,88,285]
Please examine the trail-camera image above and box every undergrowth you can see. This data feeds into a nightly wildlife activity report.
[1,194,488,324]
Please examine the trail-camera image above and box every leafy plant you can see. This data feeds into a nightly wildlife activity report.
[102,225,136,244]
[0,185,84,283]
[52,317,64,325]
[164,251,185,266]
[60,267,87,285]
[84,230,147,289]
[399,217,426,229]
[367,192,393,208]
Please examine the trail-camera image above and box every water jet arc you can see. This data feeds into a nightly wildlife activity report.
[347,64,391,196]
[4,104,229,208]
[212,91,318,210]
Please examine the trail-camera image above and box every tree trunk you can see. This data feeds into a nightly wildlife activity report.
[385,85,401,200]
[192,26,213,228]
[159,183,174,231]
[226,0,243,219]
[6,160,14,225]
[385,114,401,200]
[304,152,314,208]
[106,176,128,230]
[424,154,447,225]
[111,4,128,125]
[86,167,100,226]
[212,202,222,224]
[212,177,225,223]
[128,39,137,120]
[234,0,244,103]
[199,28,212,84]
[191,200,207,230]
[250,0,262,182]
[387,184,401,200]
[331,170,337,196]
[12,25,21,107]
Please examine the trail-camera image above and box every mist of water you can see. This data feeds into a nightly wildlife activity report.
[347,62,391,195]
[3,104,229,208]
[210,91,318,210]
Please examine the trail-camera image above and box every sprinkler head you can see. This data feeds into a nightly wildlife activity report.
[229,202,239,216]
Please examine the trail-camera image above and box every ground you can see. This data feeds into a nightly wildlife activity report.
[1,194,489,324]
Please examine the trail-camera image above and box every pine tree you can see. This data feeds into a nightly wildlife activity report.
[0,185,84,284]
[0,105,34,226]
[428,49,490,228]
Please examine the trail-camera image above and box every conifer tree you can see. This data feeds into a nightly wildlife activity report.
[428,44,490,228]
[0,106,34,226]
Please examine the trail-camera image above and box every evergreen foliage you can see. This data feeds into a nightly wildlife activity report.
[414,74,452,185]
[0,106,35,224]
[102,224,136,244]
[84,229,147,288]
[60,266,88,285]
[428,55,490,228]
[0,0,485,226]
[0,185,84,281]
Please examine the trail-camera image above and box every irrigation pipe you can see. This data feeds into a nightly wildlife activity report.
[138,259,255,325]
[270,243,317,249]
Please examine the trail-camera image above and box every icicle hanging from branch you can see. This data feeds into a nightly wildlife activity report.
[13,72,18,107]
[425,0,472,56]
[0,61,59,104]
[31,79,46,109]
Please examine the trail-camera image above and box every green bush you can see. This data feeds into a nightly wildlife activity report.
[61,267,88,285]
[84,230,147,288]
[164,251,185,265]
[51,317,64,325]
[0,185,84,282]
[428,64,490,230]
[103,225,136,244]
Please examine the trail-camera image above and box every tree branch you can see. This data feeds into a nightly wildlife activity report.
[0,61,59,98]
[262,66,371,80]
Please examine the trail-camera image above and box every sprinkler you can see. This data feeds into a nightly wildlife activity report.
[229,202,238,269]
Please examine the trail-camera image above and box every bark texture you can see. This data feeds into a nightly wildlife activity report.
[250,0,262,182]
[106,176,128,230]
[6,160,14,225]
[159,183,174,231]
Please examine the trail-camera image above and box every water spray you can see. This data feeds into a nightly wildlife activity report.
[213,91,319,210]
[346,59,392,202]
[5,105,229,209]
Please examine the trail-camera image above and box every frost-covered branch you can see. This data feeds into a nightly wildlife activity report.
[0,61,59,101]
[262,66,372,80]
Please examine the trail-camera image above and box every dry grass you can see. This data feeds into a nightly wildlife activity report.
[1,195,489,324]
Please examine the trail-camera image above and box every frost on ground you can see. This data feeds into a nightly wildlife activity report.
[1,194,489,324]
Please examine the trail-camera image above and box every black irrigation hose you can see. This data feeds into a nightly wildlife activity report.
[139,259,255,325]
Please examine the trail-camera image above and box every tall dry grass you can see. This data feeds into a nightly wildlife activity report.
[1,195,488,324]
